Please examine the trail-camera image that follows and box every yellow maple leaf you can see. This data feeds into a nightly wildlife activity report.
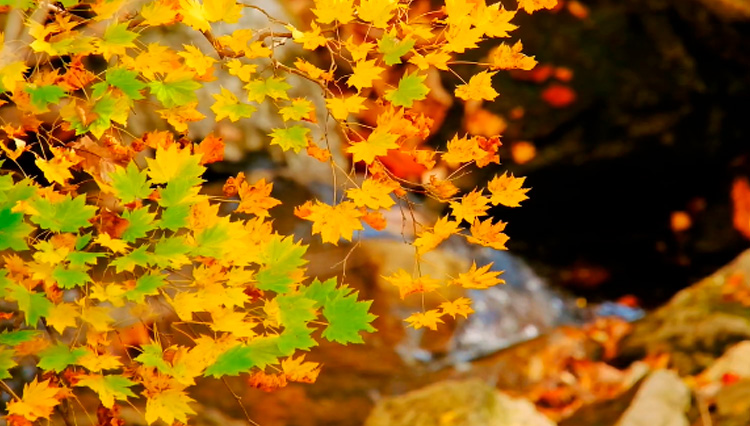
[178,0,210,31]
[7,379,62,421]
[178,45,216,76]
[455,70,499,101]
[475,3,517,38]
[441,134,480,165]
[347,128,399,164]
[487,171,530,207]
[77,351,123,372]
[140,0,180,26]
[226,59,257,82]
[35,155,77,186]
[294,58,333,81]
[301,200,364,245]
[467,218,509,250]
[46,302,80,333]
[383,270,441,299]
[287,22,328,50]
[0,61,28,92]
[244,41,272,59]
[326,94,366,120]
[146,143,205,184]
[357,0,398,28]
[343,36,374,62]
[92,0,126,20]
[346,179,396,209]
[518,0,558,14]
[282,355,321,383]
[312,0,354,24]
[80,305,115,332]
[209,307,257,339]
[444,22,483,53]
[409,50,451,71]
[452,262,504,289]
[413,216,461,255]
[159,102,206,133]
[439,297,474,319]
[347,59,385,91]
[125,43,182,80]
[95,233,130,253]
[405,309,444,330]
[217,29,254,56]
[202,0,243,23]
[449,189,490,224]
[236,178,281,218]
[489,40,537,70]
[145,388,197,425]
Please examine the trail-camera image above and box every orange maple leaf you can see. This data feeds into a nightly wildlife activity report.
[405,309,445,330]
[467,218,509,250]
[383,269,441,299]
[452,262,505,289]
[236,178,281,218]
[449,189,491,224]
[488,171,530,207]
[195,133,224,165]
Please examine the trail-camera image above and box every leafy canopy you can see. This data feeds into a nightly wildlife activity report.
[0,0,547,422]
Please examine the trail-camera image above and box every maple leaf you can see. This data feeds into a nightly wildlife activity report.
[45,303,80,333]
[282,355,321,383]
[453,262,504,289]
[455,70,499,101]
[413,216,461,255]
[75,374,136,409]
[158,102,206,132]
[236,178,282,217]
[379,30,415,65]
[146,143,206,186]
[302,200,364,245]
[467,218,509,250]
[405,309,444,330]
[37,343,87,372]
[227,59,258,82]
[279,98,315,122]
[0,348,16,380]
[449,189,490,224]
[489,41,537,70]
[409,50,451,71]
[145,388,197,425]
[439,297,474,319]
[218,30,254,56]
[140,0,180,26]
[383,270,441,299]
[326,95,366,121]
[25,84,66,112]
[204,337,282,377]
[488,171,530,207]
[109,162,152,203]
[6,379,62,421]
[211,87,256,122]
[322,287,376,344]
[269,126,310,153]
[148,71,202,108]
[518,0,558,14]
[346,179,396,209]
[312,0,354,24]
[357,0,397,28]
[385,72,429,107]
[347,59,385,91]
[287,22,328,50]
[178,44,216,76]
[202,0,243,23]
[30,194,97,233]
[245,76,291,103]
[347,128,399,164]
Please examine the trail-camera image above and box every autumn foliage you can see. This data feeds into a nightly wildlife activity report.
[0,0,545,422]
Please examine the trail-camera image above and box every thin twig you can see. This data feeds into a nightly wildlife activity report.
[221,377,260,426]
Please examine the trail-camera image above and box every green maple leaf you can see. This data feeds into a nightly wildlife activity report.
[25,84,66,110]
[276,294,317,328]
[7,284,52,326]
[160,204,190,231]
[211,87,256,122]
[121,206,158,242]
[0,175,35,209]
[385,72,429,107]
[68,251,104,267]
[110,162,152,203]
[244,76,291,103]
[30,194,97,233]
[75,374,137,409]
[52,264,91,289]
[268,126,310,153]
[277,324,316,355]
[152,236,191,268]
[0,348,16,380]
[100,23,138,58]
[134,343,172,373]
[302,278,338,308]
[322,288,376,344]
[125,272,166,303]
[37,343,87,372]
[0,330,39,346]
[0,208,32,251]
[148,78,202,108]
[191,222,230,258]
[378,30,415,65]
[159,177,200,207]
[255,236,308,293]
[92,68,146,101]
[204,337,282,377]
[111,245,150,273]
